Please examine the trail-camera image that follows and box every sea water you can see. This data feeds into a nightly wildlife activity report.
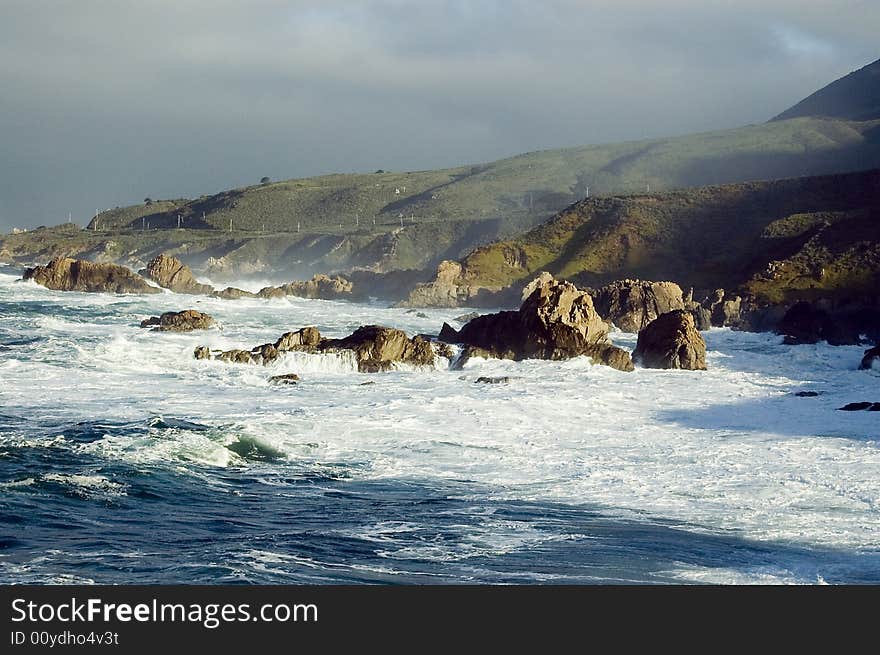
[1,267,878,584]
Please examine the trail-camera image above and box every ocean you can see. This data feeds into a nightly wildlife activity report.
[1,266,878,584]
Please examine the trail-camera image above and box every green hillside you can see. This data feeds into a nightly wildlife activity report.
[448,168,880,305]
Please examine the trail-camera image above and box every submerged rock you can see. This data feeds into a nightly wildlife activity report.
[633,310,707,370]
[268,373,300,385]
[141,254,213,295]
[860,346,880,370]
[448,275,633,372]
[213,287,256,300]
[454,312,481,324]
[838,402,880,411]
[590,279,685,333]
[23,257,160,294]
[794,391,821,397]
[140,310,215,332]
[475,376,511,384]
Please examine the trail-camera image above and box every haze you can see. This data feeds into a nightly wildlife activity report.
[1,0,877,231]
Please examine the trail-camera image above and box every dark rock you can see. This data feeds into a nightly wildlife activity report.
[838,402,879,411]
[633,310,707,370]
[690,306,712,331]
[475,376,511,384]
[453,276,633,372]
[777,301,861,346]
[707,290,743,328]
[23,257,160,294]
[590,279,685,333]
[794,391,821,397]
[860,346,880,370]
[140,310,215,332]
[194,346,211,360]
[438,322,460,343]
[359,381,375,386]
[268,373,300,385]
[322,325,435,373]
[141,254,213,295]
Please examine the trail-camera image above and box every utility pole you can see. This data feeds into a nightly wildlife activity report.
[355,211,359,227]
[177,214,181,229]
[585,186,589,198]
[297,221,300,233]
[229,218,233,232]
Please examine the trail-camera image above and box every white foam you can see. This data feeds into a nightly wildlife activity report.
[2,274,879,576]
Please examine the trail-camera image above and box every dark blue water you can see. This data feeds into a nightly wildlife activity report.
[2,418,877,584]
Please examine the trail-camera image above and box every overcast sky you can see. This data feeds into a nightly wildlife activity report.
[1,0,877,230]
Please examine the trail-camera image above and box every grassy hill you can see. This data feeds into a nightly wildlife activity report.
[773,58,880,122]
[447,168,880,305]
[4,60,880,281]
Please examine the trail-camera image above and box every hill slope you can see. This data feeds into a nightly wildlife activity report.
[773,58,880,122]
[424,168,880,306]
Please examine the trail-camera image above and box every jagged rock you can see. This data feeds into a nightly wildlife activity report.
[398,260,497,308]
[475,376,511,384]
[633,310,707,370]
[452,276,633,371]
[140,310,215,332]
[454,312,481,323]
[141,254,213,295]
[194,346,211,360]
[690,306,712,331]
[860,346,880,370]
[707,289,742,327]
[213,287,256,300]
[521,272,555,303]
[590,279,685,332]
[275,327,322,351]
[322,325,435,373]
[438,322,461,343]
[838,402,880,411]
[23,257,160,294]
[268,373,300,385]
[433,342,455,359]
[257,274,353,300]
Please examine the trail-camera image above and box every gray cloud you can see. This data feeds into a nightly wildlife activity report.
[0,0,877,229]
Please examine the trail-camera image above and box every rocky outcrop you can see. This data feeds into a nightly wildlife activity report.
[442,275,633,371]
[213,287,256,300]
[633,310,707,370]
[141,254,213,295]
[195,325,437,372]
[23,257,161,294]
[140,310,215,332]
[398,260,500,308]
[256,274,353,300]
[321,326,435,372]
[859,346,880,370]
[590,279,685,332]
